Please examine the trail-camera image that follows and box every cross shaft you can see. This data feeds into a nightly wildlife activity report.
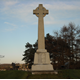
[33,4,49,52]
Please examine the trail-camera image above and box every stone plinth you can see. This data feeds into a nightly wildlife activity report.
[31,70,58,75]
[31,51,53,71]
[31,4,54,74]
[32,64,53,71]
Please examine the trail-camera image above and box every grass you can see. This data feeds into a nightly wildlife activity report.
[0,69,80,79]
[0,70,31,79]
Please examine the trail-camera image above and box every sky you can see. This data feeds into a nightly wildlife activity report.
[0,0,80,64]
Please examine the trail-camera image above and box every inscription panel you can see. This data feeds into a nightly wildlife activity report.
[38,53,42,64]
[42,53,46,64]
[38,53,46,64]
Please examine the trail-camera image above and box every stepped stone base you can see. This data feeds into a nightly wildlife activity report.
[32,64,53,71]
[31,50,54,73]
[31,70,58,74]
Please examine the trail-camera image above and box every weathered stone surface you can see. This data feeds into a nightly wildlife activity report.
[32,71,58,75]
[33,4,48,50]
[32,64,53,71]
[33,52,50,64]
[31,4,54,72]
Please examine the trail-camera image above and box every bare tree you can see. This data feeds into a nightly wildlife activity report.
[0,55,4,58]
[58,22,80,68]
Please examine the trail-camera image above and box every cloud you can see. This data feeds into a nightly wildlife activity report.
[44,2,80,10]
[4,22,16,26]
[1,2,35,22]
[1,0,80,26]
[4,0,18,6]
[4,22,17,31]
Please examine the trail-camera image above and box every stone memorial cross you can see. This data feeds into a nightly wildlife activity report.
[33,4,48,52]
[32,4,53,72]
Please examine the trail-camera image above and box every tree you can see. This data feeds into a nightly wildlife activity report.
[22,42,37,69]
[58,22,80,69]
[22,33,70,69]
[22,22,80,69]
[0,55,4,58]
[11,63,19,70]
[45,33,70,69]
[0,55,4,62]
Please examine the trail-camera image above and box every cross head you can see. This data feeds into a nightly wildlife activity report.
[33,4,48,17]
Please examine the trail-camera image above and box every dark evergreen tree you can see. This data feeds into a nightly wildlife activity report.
[22,42,37,69]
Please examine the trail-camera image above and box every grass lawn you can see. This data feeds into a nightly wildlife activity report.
[0,69,80,79]
[0,70,30,79]
[28,69,80,79]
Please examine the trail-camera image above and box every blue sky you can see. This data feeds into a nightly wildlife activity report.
[0,0,80,64]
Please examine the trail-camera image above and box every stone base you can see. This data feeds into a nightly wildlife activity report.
[31,64,54,74]
[31,50,54,74]
[31,70,58,74]
[32,64,53,71]
[33,51,52,64]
